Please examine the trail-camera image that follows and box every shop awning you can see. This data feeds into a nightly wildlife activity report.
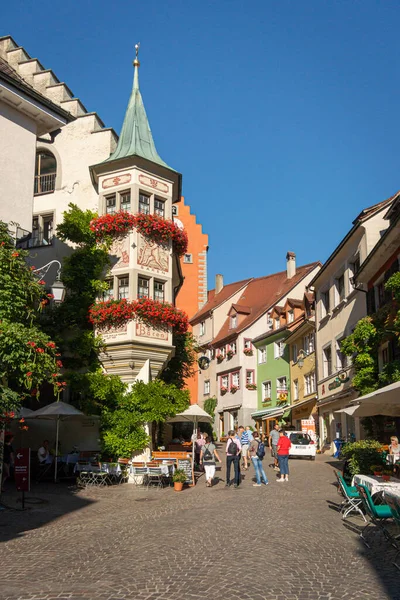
[251,405,289,420]
[287,396,317,410]
[223,404,242,411]
[347,381,400,417]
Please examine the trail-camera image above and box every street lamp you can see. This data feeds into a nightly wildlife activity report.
[33,260,66,304]
[297,349,306,369]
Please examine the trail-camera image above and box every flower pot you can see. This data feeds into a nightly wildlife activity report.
[382,474,391,482]
[174,482,184,492]
[373,471,383,477]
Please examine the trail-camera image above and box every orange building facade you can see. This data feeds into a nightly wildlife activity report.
[174,197,208,403]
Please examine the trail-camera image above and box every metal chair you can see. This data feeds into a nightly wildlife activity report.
[131,463,148,487]
[146,464,164,489]
[355,483,394,548]
[335,471,366,521]
[384,493,400,570]
[117,458,130,484]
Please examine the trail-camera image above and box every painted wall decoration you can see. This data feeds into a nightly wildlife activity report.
[138,173,169,194]
[110,237,130,270]
[137,235,169,273]
[136,322,169,341]
[102,173,131,189]
[102,324,128,341]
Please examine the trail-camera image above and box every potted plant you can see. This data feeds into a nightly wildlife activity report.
[370,464,384,476]
[226,350,234,359]
[217,354,224,363]
[246,383,257,390]
[382,469,392,482]
[230,385,239,394]
[243,348,253,356]
[220,386,228,395]
[262,397,271,404]
[172,469,187,492]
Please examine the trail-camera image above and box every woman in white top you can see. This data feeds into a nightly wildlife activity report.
[389,436,400,462]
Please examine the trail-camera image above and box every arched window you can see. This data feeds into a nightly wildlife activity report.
[34,151,57,195]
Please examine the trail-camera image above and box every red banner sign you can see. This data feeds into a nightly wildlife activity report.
[15,448,30,492]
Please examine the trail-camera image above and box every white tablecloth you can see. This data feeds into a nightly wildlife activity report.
[74,463,121,475]
[352,474,400,497]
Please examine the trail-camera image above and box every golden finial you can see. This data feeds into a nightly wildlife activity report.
[133,43,140,67]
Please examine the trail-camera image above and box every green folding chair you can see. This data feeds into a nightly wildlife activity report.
[335,471,366,521]
[384,492,400,570]
[355,483,393,548]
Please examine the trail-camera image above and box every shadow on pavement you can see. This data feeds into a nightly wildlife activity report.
[0,481,95,543]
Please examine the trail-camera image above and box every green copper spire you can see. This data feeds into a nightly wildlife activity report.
[107,44,174,170]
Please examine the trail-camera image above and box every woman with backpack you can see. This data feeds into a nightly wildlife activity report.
[200,435,221,487]
[249,431,269,487]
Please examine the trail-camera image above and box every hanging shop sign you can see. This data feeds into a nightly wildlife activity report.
[328,372,350,391]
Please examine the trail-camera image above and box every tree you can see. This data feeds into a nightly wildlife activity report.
[0,222,62,489]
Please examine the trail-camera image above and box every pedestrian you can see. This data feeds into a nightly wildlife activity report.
[249,431,268,487]
[269,423,280,470]
[226,430,241,488]
[200,435,221,487]
[2,433,14,491]
[238,425,250,470]
[276,429,291,482]
[194,431,205,469]
[246,426,254,442]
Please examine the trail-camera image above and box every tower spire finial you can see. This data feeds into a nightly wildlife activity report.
[133,42,140,67]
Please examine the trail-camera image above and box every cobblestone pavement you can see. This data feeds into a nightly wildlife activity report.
[0,453,399,600]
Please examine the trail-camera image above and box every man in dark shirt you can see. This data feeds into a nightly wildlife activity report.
[2,434,14,491]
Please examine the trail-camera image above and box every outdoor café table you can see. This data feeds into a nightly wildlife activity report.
[74,462,121,475]
[352,473,400,498]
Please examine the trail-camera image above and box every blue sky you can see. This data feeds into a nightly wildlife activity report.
[4,1,400,287]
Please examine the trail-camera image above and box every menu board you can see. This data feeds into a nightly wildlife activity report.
[177,458,194,485]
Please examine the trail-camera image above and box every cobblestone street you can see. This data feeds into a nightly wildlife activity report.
[0,453,398,600]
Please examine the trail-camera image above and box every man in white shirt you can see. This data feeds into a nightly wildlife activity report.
[37,440,52,464]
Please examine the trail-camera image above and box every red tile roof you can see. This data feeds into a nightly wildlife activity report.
[190,278,252,324]
[211,262,320,347]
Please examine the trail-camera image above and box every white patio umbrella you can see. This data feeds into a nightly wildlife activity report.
[167,404,212,467]
[28,401,84,482]
[345,381,400,418]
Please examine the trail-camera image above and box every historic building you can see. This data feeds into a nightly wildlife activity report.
[191,253,320,436]
[1,35,188,383]
[174,196,209,402]
[0,40,71,236]
[309,193,398,451]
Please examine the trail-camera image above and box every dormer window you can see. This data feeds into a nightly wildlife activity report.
[274,317,280,330]
[288,310,294,323]
[230,314,237,328]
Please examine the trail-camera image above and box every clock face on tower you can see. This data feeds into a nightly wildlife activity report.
[173,218,184,230]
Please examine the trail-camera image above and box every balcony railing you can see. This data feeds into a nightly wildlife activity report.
[34,173,56,195]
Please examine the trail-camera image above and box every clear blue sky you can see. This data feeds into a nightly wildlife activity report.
[4,1,400,288]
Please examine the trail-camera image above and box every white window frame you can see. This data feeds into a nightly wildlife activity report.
[277,376,287,393]
[118,275,129,300]
[258,347,266,364]
[231,371,240,388]
[246,370,254,385]
[288,310,294,323]
[334,271,346,305]
[183,254,193,264]
[105,194,117,215]
[230,314,237,329]
[154,280,165,302]
[139,192,150,214]
[138,276,150,299]
[292,343,298,363]
[293,379,299,401]
[230,342,237,354]
[274,340,285,359]
[323,344,332,378]
[304,372,316,396]
[199,321,205,336]
[120,190,131,212]
[221,375,229,389]
[262,380,271,399]
[154,197,165,218]
[204,380,210,395]
[274,317,280,330]
[320,288,330,318]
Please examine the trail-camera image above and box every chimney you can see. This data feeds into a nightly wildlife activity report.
[215,274,224,295]
[286,252,296,279]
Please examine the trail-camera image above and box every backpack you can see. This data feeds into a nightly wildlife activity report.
[228,439,238,455]
[203,445,213,461]
[256,441,266,460]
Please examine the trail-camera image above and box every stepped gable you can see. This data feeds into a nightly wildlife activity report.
[0,34,115,135]
[190,278,252,324]
[211,262,320,347]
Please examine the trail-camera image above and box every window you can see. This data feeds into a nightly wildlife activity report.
[30,214,54,247]
[172,205,179,216]
[376,281,385,308]
[303,333,315,355]
[246,370,254,385]
[293,379,299,401]
[221,375,229,389]
[258,347,266,363]
[349,256,360,290]
[382,346,389,366]
[267,314,273,330]
[288,310,294,323]
[321,289,330,317]
[323,345,332,377]
[204,380,210,395]
[183,254,193,264]
[103,279,113,301]
[274,317,280,330]
[274,340,285,359]
[34,151,57,195]
[120,190,131,212]
[154,198,165,217]
[199,321,205,336]
[304,372,316,396]
[336,339,346,370]
[105,194,116,215]
[244,339,252,350]
[292,344,298,363]
[154,280,165,302]
[262,380,271,399]
[138,277,149,299]
[230,314,237,328]
[335,273,345,304]
[231,372,240,388]
[139,193,150,214]
[230,342,237,354]
[277,376,287,393]
[118,276,129,300]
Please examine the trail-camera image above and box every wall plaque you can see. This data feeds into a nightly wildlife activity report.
[138,174,169,194]
[102,174,131,189]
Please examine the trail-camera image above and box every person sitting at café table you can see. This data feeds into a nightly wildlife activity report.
[389,436,400,463]
[37,440,53,464]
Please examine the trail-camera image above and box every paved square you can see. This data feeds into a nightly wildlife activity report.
[0,453,398,600]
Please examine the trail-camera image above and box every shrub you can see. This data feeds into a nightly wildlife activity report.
[172,469,187,483]
[341,440,384,476]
